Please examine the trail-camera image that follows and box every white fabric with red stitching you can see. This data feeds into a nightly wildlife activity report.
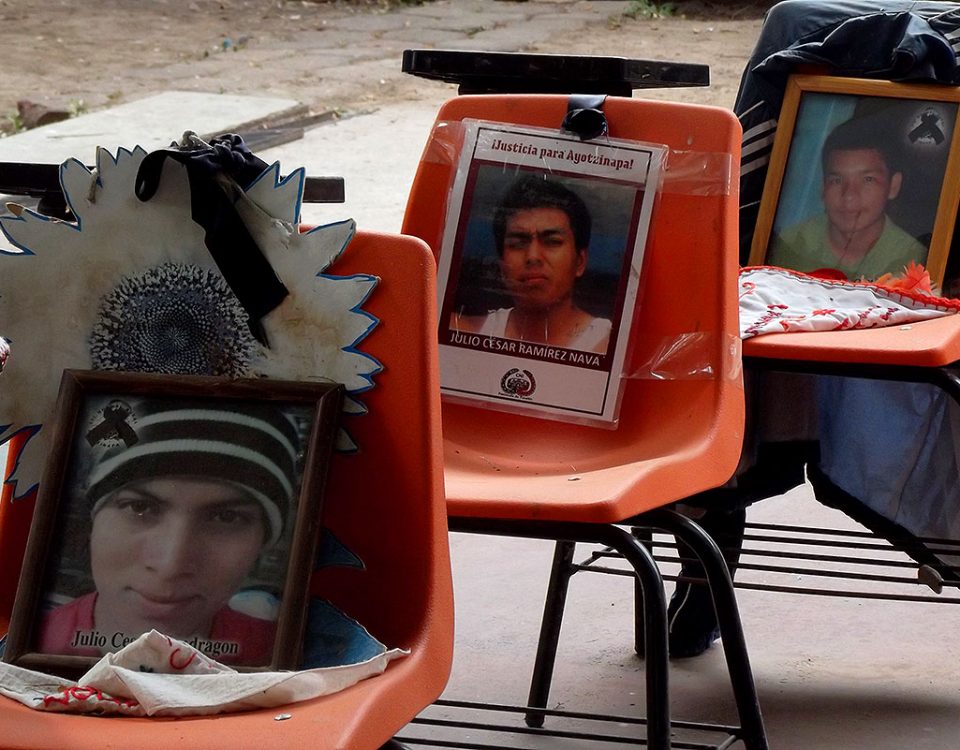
[0,630,406,716]
[739,267,960,339]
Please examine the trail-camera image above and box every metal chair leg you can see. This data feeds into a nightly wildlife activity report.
[648,508,768,750]
[631,526,654,657]
[525,540,577,728]
[598,524,672,750]
[451,516,673,750]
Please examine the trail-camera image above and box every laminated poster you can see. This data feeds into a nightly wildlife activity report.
[436,121,665,423]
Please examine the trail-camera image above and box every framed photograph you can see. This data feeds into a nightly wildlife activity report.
[749,75,960,285]
[436,120,666,424]
[4,370,342,674]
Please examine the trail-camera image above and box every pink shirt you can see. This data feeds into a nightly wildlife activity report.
[38,592,277,666]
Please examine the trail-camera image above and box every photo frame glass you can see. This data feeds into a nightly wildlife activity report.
[749,75,960,286]
[4,370,342,673]
[436,120,666,424]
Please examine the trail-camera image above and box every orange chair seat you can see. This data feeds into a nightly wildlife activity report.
[743,314,960,367]
[444,379,738,522]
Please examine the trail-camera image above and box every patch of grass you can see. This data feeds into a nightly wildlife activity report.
[3,111,24,135]
[68,99,88,118]
[610,0,677,27]
[626,0,677,18]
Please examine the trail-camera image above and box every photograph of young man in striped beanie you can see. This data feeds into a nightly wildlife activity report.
[37,398,307,666]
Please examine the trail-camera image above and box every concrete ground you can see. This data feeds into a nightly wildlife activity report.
[260,103,960,749]
[2,0,958,746]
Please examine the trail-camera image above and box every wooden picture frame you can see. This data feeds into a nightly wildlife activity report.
[4,370,343,675]
[749,75,960,285]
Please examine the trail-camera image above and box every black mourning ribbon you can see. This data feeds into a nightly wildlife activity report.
[909,111,945,144]
[561,94,609,141]
[134,133,289,346]
[86,402,139,448]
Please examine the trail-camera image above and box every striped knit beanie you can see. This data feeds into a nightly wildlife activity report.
[85,401,301,547]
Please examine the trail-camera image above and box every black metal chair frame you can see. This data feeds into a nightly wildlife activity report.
[519,355,960,749]
[392,510,766,750]
[0,161,345,220]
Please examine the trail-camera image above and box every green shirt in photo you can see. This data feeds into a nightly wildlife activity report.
[768,214,927,281]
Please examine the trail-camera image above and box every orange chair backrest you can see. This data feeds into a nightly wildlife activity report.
[0,229,451,660]
[0,229,452,750]
[402,95,744,521]
[309,229,450,651]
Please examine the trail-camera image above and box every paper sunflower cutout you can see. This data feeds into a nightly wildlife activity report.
[0,144,380,500]
[89,262,260,375]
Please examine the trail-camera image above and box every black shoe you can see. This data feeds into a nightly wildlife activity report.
[667,580,720,658]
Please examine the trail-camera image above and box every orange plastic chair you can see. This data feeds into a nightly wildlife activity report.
[0,230,453,750]
[401,94,765,749]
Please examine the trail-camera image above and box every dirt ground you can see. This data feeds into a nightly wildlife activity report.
[0,0,768,135]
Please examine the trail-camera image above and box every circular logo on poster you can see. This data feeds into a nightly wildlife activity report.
[500,368,537,398]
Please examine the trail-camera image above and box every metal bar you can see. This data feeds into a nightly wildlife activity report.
[586,524,673,750]
[712,562,930,585]
[434,698,739,731]
[398,737,538,749]
[728,580,960,602]
[405,723,728,750]
[525,541,576,727]
[746,521,960,547]
[0,162,62,196]
[406,697,741,749]
[448,516,673,750]
[645,509,768,750]
[411,716,648,745]
[932,366,960,407]
[684,551,920,572]
[657,555,939,584]
[400,737,724,750]
[587,535,960,563]
[401,49,710,96]
[738,550,922,569]
[740,533,931,552]
[570,557,960,601]
[633,527,654,657]
[572,564,636,577]
[584,547,924,571]
[0,162,345,203]
[437,698,648,724]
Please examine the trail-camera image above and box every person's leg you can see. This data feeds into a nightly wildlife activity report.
[668,434,817,657]
[668,506,746,658]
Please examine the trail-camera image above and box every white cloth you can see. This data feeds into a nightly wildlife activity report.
[738,266,959,339]
[477,307,612,352]
[0,630,406,716]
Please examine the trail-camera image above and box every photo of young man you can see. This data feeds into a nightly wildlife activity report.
[449,174,612,354]
[768,116,928,281]
[36,398,308,667]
